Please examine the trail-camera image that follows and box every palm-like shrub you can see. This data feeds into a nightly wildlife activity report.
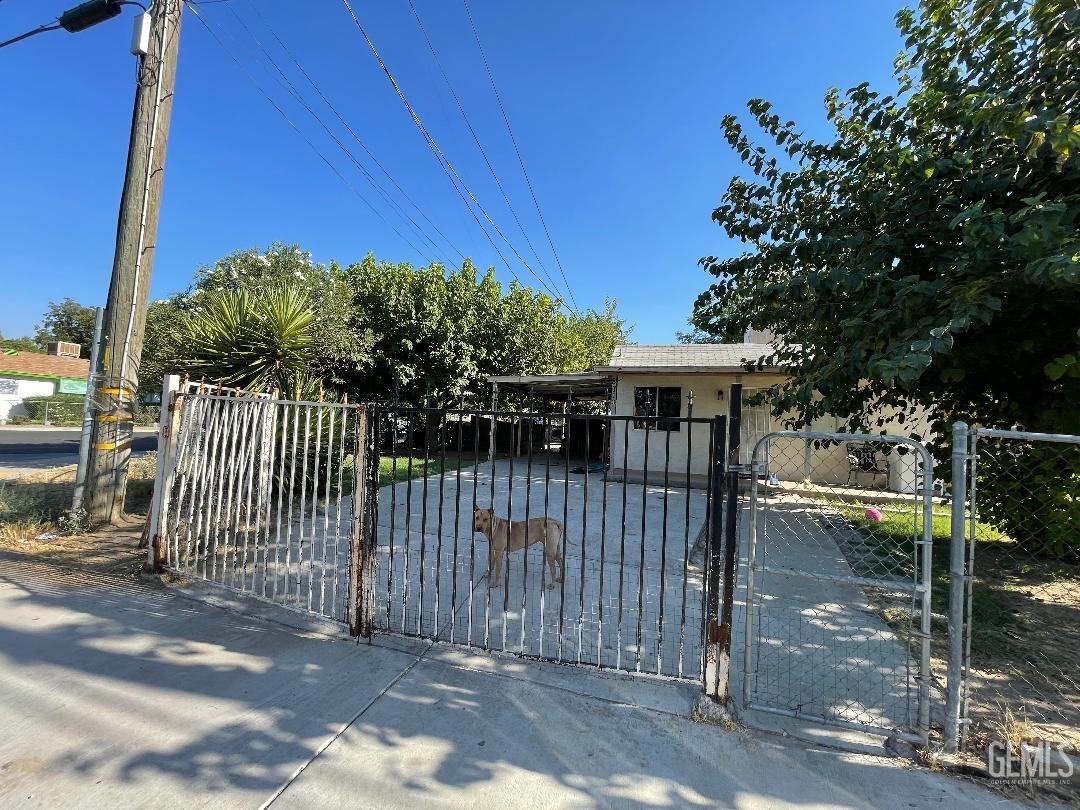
[180,285,315,393]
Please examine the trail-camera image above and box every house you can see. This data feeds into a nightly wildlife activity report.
[489,341,926,494]
[0,345,89,423]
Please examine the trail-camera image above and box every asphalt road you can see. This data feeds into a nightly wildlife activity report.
[0,428,157,455]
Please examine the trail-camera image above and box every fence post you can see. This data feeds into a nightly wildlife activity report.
[349,405,375,638]
[715,384,742,699]
[944,420,969,752]
[703,414,728,697]
[146,374,182,570]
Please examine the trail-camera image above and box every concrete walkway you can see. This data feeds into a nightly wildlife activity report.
[0,550,1011,809]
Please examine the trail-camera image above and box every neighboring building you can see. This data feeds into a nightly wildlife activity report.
[0,345,89,423]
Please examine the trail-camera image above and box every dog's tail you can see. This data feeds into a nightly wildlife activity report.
[547,519,574,546]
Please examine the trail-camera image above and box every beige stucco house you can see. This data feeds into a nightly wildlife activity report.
[491,341,927,494]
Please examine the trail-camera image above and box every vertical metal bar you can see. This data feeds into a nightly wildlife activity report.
[485,407,497,649]
[557,405,571,661]
[306,404,326,611]
[386,408,399,629]
[678,392,694,678]
[318,406,336,615]
[700,419,716,681]
[179,392,208,570]
[577,414,590,664]
[468,410,481,647]
[450,415,464,643]
[433,411,447,639]
[616,415,630,671]
[502,414,516,651]
[331,400,348,618]
[221,397,253,587]
[238,397,262,590]
[521,412,534,654]
[742,436,760,708]
[257,397,279,598]
[403,414,414,639]
[917,443,935,744]
[349,406,372,637]
[418,410,431,637]
[539,413,552,659]
[596,413,610,669]
[209,397,239,584]
[656,419,673,675]
[198,393,227,582]
[944,421,968,752]
[705,415,728,695]
[271,402,291,602]
[716,385,742,696]
[283,403,301,601]
[959,429,980,750]
[635,418,651,672]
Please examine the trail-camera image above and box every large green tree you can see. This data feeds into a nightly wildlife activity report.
[344,256,627,408]
[690,0,1078,440]
[35,298,97,357]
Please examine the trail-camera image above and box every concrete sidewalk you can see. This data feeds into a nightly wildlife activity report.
[0,552,1010,809]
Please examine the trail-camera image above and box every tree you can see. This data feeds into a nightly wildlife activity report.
[691,0,1078,435]
[35,299,97,356]
[0,333,39,353]
[141,244,373,393]
[689,0,1079,555]
[344,256,628,408]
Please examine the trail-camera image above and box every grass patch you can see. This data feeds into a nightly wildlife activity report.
[377,455,471,487]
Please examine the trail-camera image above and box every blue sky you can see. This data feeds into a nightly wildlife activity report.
[0,1,903,343]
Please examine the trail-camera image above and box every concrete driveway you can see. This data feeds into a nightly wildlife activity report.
[0,549,1011,809]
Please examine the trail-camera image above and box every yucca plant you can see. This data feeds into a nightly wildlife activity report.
[180,284,315,393]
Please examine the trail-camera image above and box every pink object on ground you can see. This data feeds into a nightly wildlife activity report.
[865,507,885,522]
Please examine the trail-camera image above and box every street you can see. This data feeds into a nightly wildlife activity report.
[0,427,157,479]
[0,547,1013,809]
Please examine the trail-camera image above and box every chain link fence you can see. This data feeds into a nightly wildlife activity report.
[959,429,1080,753]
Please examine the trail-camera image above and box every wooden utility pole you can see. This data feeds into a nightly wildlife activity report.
[85,0,184,524]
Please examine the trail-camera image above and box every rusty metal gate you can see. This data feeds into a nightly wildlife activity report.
[739,430,936,744]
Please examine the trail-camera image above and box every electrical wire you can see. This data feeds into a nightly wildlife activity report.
[338,0,569,306]
[234,1,465,265]
[0,22,60,50]
[220,5,451,264]
[461,0,578,311]
[185,1,437,264]
[406,0,572,308]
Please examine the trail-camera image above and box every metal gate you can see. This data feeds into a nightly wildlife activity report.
[149,380,737,684]
[740,430,935,744]
[366,406,728,681]
[151,379,369,631]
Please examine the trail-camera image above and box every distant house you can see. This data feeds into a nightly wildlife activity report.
[0,345,89,423]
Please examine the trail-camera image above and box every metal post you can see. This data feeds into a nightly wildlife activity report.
[146,374,181,569]
[944,420,969,752]
[704,414,728,696]
[73,307,104,512]
[349,405,373,638]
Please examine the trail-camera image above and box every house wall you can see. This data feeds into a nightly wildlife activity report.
[609,372,930,494]
[609,372,788,483]
[0,376,57,422]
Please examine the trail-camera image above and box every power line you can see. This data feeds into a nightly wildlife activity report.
[0,22,60,50]
[405,0,571,306]
[241,0,468,265]
[461,0,579,311]
[220,4,454,265]
[184,1,438,264]
[337,0,570,306]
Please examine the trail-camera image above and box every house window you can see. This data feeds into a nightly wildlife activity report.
[634,386,681,431]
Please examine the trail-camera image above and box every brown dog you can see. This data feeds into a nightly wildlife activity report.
[473,507,567,588]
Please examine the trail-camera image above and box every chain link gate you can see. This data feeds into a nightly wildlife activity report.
[739,430,936,744]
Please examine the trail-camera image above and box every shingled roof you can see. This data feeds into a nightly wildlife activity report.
[594,343,782,373]
[0,350,90,380]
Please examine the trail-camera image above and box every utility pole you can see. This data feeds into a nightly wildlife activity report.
[85,0,184,524]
